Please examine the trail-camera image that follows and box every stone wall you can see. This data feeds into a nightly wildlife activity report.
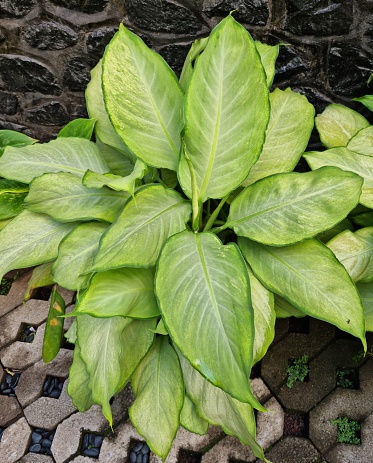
[0,0,372,141]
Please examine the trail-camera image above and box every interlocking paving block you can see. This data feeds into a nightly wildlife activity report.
[326,412,373,463]
[251,377,271,404]
[0,323,46,370]
[0,299,49,348]
[273,318,290,345]
[0,271,31,318]
[16,349,73,408]
[309,358,373,455]
[69,457,96,463]
[56,286,75,307]
[202,435,256,463]
[23,380,76,431]
[261,318,335,392]
[256,397,285,450]
[0,362,5,382]
[0,394,23,427]
[51,405,108,463]
[17,453,54,462]
[261,437,323,463]
[277,338,364,413]
[0,416,32,463]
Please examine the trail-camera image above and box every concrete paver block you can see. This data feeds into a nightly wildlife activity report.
[201,435,256,463]
[309,358,373,455]
[51,405,108,463]
[0,299,49,349]
[0,394,23,427]
[261,318,335,393]
[16,453,54,463]
[0,271,32,318]
[98,420,143,463]
[251,377,271,404]
[23,380,76,430]
[0,323,46,370]
[277,338,364,413]
[262,437,322,463]
[0,416,31,463]
[69,457,97,463]
[257,397,285,449]
[16,349,73,408]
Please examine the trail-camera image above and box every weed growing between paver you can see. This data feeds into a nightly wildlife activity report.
[0,16,372,463]
[286,355,309,388]
[331,416,361,445]
[336,368,359,389]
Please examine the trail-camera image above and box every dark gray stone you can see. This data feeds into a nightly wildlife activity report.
[159,43,192,75]
[49,0,108,14]
[25,101,69,126]
[125,0,204,33]
[22,21,78,50]
[203,0,269,25]
[285,0,353,36]
[0,92,18,115]
[0,0,36,17]
[86,27,117,63]
[328,44,373,96]
[0,55,61,95]
[63,57,91,91]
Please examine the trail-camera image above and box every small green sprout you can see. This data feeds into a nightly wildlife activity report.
[286,355,309,388]
[331,416,361,445]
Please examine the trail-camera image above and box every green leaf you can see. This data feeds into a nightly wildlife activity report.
[0,210,75,281]
[180,395,209,435]
[227,167,362,246]
[351,212,373,228]
[304,147,373,208]
[25,172,128,223]
[348,126,373,157]
[353,95,373,112]
[102,25,184,170]
[77,315,155,425]
[179,37,209,91]
[246,264,275,364]
[0,218,12,231]
[255,41,279,87]
[356,282,373,331]
[177,351,267,462]
[65,320,77,344]
[153,318,168,335]
[52,222,108,291]
[86,60,135,162]
[315,104,369,148]
[58,118,96,140]
[72,267,159,318]
[156,230,261,408]
[67,343,94,411]
[327,228,373,283]
[274,295,306,318]
[178,15,269,202]
[0,179,28,220]
[42,286,66,363]
[0,137,108,184]
[24,262,55,301]
[239,237,366,347]
[0,130,37,156]
[96,140,134,177]
[92,185,191,271]
[242,88,315,187]
[130,337,184,461]
[83,158,148,196]
[317,218,354,243]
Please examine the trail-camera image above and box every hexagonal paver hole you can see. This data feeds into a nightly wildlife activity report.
[0,426,4,442]
[0,276,13,296]
[18,323,37,343]
[336,367,359,389]
[29,427,55,455]
[80,431,105,458]
[286,355,309,388]
[331,416,361,445]
[289,316,310,334]
[42,376,65,399]
[30,286,53,301]
[178,448,202,463]
[283,412,309,437]
[250,360,261,379]
[0,369,21,396]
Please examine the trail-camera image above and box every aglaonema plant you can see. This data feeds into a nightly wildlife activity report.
[0,15,368,462]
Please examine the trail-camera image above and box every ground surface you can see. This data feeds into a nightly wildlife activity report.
[0,270,373,463]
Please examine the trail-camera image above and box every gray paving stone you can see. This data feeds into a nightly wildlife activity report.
[251,377,271,404]
[261,318,335,393]
[17,453,54,463]
[0,270,32,318]
[262,437,322,463]
[256,397,284,450]
[0,416,31,463]
[0,361,5,382]
[0,299,49,348]
[69,457,96,463]
[0,323,46,370]
[23,379,76,430]
[278,338,363,413]
[51,405,108,463]
[202,435,256,463]
[326,411,373,463]
[0,394,23,427]
[16,349,73,408]
[98,420,143,463]
[309,358,373,455]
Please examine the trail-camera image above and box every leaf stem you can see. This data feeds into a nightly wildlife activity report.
[184,148,200,231]
[203,194,230,232]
